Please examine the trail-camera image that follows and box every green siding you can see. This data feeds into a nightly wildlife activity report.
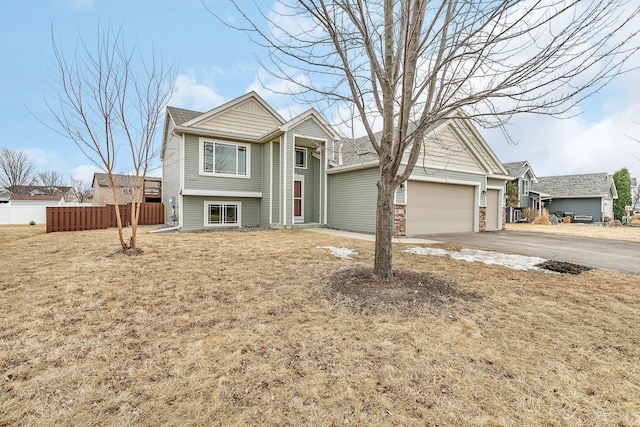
[272,142,280,224]
[182,195,260,228]
[183,134,263,193]
[161,125,181,224]
[328,167,378,233]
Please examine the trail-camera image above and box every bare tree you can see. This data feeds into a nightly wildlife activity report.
[35,171,67,195]
[220,0,640,280]
[0,148,36,195]
[69,176,93,203]
[46,24,175,250]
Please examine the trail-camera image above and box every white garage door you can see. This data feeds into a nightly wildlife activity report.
[406,181,475,235]
[485,189,500,231]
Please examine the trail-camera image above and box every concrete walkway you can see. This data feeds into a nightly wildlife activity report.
[304,227,438,244]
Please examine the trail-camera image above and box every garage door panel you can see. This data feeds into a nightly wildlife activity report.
[407,181,475,235]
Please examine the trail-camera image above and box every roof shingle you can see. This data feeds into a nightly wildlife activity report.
[533,173,615,198]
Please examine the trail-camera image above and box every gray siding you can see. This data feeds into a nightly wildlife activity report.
[395,185,406,205]
[162,122,181,224]
[183,134,263,193]
[182,195,260,228]
[487,178,506,187]
[259,141,272,227]
[329,167,378,233]
[545,198,602,221]
[272,142,280,224]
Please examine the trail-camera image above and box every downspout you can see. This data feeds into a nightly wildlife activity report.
[324,140,328,225]
[282,133,287,226]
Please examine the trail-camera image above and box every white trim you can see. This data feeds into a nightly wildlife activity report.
[183,189,262,198]
[179,134,185,193]
[294,147,308,169]
[199,138,251,179]
[294,175,304,223]
[455,113,510,176]
[324,143,328,224]
[447,121,492,173]
[179,194,184,228]
[319,147,323,222]
[486,185,505,230]
[204,201,242,227]
[282,134,287,225]
[269,140,273,224]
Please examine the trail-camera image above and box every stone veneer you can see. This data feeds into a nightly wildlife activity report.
[479,206,487,232]
[394,205,406,236]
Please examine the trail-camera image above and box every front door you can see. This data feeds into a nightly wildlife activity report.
[294,177,304,223]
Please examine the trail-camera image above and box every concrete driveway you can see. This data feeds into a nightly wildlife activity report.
[424,230,640,275]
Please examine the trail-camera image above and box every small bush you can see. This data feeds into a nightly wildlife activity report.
[521,208,539,223]
[29,221,36,226]
[533,209,551,225]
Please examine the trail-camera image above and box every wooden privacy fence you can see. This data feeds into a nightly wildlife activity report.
[46,203,164,233]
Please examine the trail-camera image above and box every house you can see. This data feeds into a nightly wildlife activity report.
[502,161,538,223]
[160,92,511,235]
[9,184,72,199]
[0,194,65,225]
[531,173,617,222]
[91,173,162,205]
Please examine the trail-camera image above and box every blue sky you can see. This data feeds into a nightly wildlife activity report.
[2,0,640,186]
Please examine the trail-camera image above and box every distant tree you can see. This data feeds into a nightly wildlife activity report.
[69,176,93,203]
[35,171,67,194]
[505,182,519,209]
[46,24,175,250]
[613,167,632,220]
[0,148,36,194]
[222,0,640,280]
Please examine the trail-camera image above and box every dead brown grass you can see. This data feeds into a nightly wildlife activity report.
[1,225,640,426]
[506,222,640,243]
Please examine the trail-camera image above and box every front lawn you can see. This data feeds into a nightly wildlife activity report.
[1,225,639,426]
[506,222,640,243]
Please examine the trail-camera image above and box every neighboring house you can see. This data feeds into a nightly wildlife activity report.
[91,173,162,205]
[502,161,538,223]
[532,173,618,222]
[0,194,66,225]
[161,92,511,235]
[0,187,11,203]
[9,194,65,206]
[10,185,72,200]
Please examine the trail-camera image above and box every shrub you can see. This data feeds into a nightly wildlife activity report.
[29,221,36,226]
[533,209,551,225]
[521,208,539,223]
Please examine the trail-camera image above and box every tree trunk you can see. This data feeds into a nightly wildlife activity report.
[373,176,396,281]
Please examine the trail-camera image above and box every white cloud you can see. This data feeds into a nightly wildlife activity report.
[171,70,225,112]
[71,164,100,183]
[23,148,66,172]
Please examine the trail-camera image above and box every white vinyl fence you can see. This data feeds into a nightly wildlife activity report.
[0,203,93,225]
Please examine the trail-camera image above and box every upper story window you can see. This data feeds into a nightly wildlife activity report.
[295,147,307,168]
[121,187,133,196]
[201,139,249,178]
[522,179,529,196]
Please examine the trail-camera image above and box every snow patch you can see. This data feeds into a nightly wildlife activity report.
[404,247,547,271]
[316,246,358,260]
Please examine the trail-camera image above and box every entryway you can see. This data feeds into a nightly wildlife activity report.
[294,177,304,223]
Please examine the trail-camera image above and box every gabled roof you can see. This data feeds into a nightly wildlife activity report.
[166,106,202,126]
[10,194,63,201]
[280,108,341,141]
[338,116,508,176]
[534,172,618,199]
[502,161,537,182]
[92,173,141,188]
[181,91,286,128]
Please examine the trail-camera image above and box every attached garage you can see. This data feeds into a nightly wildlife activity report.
[485,189,500,231]
[406,181,476,235]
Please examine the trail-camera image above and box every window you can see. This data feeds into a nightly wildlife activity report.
[205,202,240,226]
[295,147,307,168]
[122,187,133,196]
[522,180,529,196]
[202,140,249,177]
